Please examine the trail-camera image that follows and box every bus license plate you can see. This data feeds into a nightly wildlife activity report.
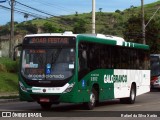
[40,98,50,102]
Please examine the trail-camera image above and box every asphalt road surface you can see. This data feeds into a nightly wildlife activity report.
[0,90,160,120]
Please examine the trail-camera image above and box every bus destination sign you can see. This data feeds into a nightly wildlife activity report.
[31,37,69,44]
[23,37,75,45]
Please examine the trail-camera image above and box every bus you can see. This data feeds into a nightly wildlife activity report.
[15,32,150,110]
[150,54,160,89]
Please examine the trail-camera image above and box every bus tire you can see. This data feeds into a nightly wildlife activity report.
[40,103,52,110]
[128,85,136,104]
[84,88,97,110]
[120,85,136,104]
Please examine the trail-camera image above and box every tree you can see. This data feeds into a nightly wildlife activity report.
[99,25,118,36]
[146,19,160,53]
[115,9,121,13]
[0,25,10,35]
[24,13,29,21]
[25,22,37,33]
[123,15,142,43]
[73,18,86,34]
[99,8,102,12]
[123,15,160,53]
[42,22,63,33]
[16,22,38,34]
[130,5,134,9]
[75,11,78,16]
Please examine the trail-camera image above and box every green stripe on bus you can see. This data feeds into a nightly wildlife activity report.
[122,42,149,50]
[77,35,117,46]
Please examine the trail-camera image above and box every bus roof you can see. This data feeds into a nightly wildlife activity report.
[77,34,149,50]
[24,31,77,37]
[23,32,149,50]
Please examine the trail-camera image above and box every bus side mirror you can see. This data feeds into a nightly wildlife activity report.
[13,43,22,61]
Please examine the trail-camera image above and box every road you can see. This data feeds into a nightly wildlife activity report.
[0,90,160,119]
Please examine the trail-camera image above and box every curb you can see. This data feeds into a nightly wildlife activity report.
[0,93,19,103]
[0,98,20,103]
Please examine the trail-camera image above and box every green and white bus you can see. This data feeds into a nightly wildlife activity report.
[16,32,150,110]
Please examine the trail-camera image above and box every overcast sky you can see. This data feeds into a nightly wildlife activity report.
[0,0,158,25]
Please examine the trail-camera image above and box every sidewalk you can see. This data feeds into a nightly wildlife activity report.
[0,93,19,103]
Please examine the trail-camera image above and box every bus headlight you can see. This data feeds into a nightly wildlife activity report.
[19,81,27,92]
[63,83,75,93]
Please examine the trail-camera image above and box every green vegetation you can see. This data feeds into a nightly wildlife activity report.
[124,15,160,53]
[0,1,159,52]
[0,72,18,93]
[0,58,18,94]
[0,1,159,36]
[0,57,18,73]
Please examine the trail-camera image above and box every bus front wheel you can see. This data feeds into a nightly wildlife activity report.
[84,88,97,110]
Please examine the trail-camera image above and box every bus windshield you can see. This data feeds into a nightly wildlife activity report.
[21,48,75,80]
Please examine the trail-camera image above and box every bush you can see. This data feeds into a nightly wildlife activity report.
[0,57,18,73]
[0,64,7,72]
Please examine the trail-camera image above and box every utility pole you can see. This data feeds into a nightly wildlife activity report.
[9,0,15,58]
[141,0,146,44]
[92,0,95,34]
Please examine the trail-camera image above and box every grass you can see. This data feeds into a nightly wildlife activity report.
[0,57,19,95]
[0,72,18,93]
[0,57,18,73]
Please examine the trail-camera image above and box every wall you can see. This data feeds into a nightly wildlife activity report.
[0,35,23,57]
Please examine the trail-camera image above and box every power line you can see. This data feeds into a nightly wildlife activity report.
[0,4,62,24]
[0,5,45,18]
[15,0,57,17]
[1,1,93,26]
[14,0,75,22]
[31,0,75,14]
[16,8,45,18]
[0,4,113,26]
[145,6,160,28]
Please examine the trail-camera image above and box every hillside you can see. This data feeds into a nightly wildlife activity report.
[0,1,160,38]
[29,1,160,37]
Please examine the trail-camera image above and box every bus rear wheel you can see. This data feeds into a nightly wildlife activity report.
[128,85,136,104]
[84,88,97,110]
[120,85,136,104]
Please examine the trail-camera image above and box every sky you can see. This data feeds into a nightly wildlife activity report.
[0,0,158,25]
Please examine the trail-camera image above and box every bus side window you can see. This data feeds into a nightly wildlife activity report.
[139,51,149,70]
[78,43,89,80]
[79,50,87,70]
